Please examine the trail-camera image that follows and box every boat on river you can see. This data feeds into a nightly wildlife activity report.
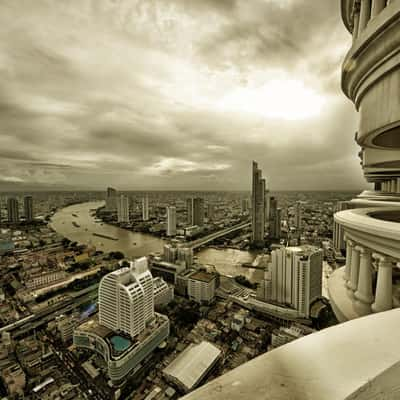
[93,232,118,241]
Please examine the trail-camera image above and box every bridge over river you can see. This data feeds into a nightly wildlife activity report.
[186,221,251,250]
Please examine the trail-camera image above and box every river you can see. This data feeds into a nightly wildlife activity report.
[50,202,263,282]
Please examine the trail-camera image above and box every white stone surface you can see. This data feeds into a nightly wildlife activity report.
[183,308,400,400]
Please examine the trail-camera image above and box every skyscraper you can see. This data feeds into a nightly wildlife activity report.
[257,246,323,318]
[269,197,281,240]
[7,198,19,223]
[105,187,117,211]
[117,194,130,223]
[98,257,154,338]
[167,206,176,236]
[186,198,193,225]
[23,196,33,222]
[241,198,250,213]
[193,198,204,226]
[142,196,149,221]
[251,161,266,246]
[207,203,215,221]
[187,198,204,226]
[294,201,302,230]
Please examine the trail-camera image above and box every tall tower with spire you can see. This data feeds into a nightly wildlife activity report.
[251,161,266,247]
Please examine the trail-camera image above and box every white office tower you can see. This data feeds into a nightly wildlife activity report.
[105,187,118,211]
[98,257,154,338]
[117,194,130,223]
[258,246,323,318]
[142,196,149,221]
[167,206,176,236]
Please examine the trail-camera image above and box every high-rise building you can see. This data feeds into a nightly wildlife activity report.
[142,196,149,221]
[187,198,204,226]
[186,198,193,225]
[241,198,250,213]
[257,246,323,318]
[23,196,33,222]
[193,198,204,226]
[251,161,266,246]
[163,244,178,263]
[117,194,130,223]
[98,257,154,338]
[105,187,117,211]
[7,198,19,223]
[294,201,302,230]
[167,206,176,236]
[207,203,215,221]
[269,197,281,240]
[177,247,193,268]
[75,258,169,383]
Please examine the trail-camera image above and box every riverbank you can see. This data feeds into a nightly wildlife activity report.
[50,202,263,282]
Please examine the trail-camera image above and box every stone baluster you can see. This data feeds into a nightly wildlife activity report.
[371,0,387,16]
[359,0,372,35]
[344,238,353,282]
[371,254,393,313]
[397,178,400,194]
[392,179,397,193]
[354,246,374,314]
[352,1,361,41]
[347,245,360,297]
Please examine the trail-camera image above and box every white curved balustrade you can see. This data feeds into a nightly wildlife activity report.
[329,207,400,321]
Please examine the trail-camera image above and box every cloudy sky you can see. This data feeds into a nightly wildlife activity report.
[0,0,367,191]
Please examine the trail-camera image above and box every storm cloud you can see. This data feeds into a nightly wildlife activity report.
[0,0,364,191]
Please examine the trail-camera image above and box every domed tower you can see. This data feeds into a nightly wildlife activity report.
[329,0,400,321]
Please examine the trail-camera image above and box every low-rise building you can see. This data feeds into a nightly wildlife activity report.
[163,341,221,393]
[269,324,315,350]
[74,314,169,383]
[1,362,26,396]
[187,271,217,304]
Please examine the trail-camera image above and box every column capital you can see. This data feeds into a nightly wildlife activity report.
[372,253,394,266]
[355,245,372,257]
[354,245,368,253]
[347,238,355,247]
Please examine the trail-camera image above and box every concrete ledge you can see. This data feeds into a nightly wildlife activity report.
[183,308,400,400]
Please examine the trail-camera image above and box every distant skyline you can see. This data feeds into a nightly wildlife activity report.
[0,1,367,191]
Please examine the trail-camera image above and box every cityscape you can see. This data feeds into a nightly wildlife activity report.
[0,1,400,400]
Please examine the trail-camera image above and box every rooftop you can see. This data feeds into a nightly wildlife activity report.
[189,271,216,283]
[163,341,221,392]
[75,313,169,359]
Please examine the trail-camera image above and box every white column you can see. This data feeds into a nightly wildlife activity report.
[344,239,353,282]
[371,0,386,16]
[353,4,361,41]
[354,246,374,314]
[372,254,393,313]
[347,246,360,295]
[359,0,372,34]
[392,179,397,193]
[397,178,400,194]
